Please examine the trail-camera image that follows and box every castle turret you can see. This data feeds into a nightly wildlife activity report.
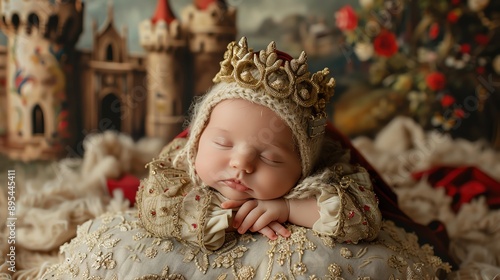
[0,0,83,160]
[140,0,186,141]
[182,0,236,97]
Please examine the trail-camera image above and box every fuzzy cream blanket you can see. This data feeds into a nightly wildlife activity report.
[1,117,499,279]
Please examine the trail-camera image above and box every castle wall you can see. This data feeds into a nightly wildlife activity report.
[145,51,185,140]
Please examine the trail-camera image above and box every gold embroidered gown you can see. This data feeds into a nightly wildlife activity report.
[42,138,451,280]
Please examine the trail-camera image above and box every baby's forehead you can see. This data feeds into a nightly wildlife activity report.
[206,99,295,143]
[210,99,282,120]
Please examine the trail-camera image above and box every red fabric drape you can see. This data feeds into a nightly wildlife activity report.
[412,166,500,212]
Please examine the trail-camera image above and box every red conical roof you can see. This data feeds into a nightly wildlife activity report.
[151,0,176,24]
[195,0,226,10]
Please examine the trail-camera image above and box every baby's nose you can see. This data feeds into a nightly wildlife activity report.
[229,148,256,174]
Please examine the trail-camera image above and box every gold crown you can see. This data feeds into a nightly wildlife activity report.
[213,37,336,137]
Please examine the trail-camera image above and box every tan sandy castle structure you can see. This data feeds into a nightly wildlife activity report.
[0,0,236,160]
[0,0,84,160]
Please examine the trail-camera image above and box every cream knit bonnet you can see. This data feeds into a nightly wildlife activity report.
[180,37,335,183]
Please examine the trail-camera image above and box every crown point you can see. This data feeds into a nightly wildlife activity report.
[266,41,277,54]
[298,51,307,63]
[266,52,278,67]
[238,37,248,48]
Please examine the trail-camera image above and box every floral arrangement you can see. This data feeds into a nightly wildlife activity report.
[334,0,499,144]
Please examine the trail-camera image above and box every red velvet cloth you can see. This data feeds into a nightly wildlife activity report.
[412,166,500,212]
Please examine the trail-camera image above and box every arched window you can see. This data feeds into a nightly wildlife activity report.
[46,15,59,39]
[32,105,45,135]
[106,44,114,61]
[100,93,121,132]
[11,14,20,30]
[27,13,39,34]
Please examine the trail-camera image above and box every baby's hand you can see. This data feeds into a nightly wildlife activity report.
[221,199,291,240]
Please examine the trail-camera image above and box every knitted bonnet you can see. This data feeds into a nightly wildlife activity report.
[181,37,335,183]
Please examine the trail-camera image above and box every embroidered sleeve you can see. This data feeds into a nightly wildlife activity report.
[286,163,382,243]
[136,138,232,251]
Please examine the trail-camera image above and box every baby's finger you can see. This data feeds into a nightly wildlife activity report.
[248,212,275,232]
[267,221,291,238]
[232,200,258,229]
[258,226,278,240]
[237,207,266,234]
[221,199,247,209]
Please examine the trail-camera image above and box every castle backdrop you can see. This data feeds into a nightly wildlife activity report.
[0,0,352,161]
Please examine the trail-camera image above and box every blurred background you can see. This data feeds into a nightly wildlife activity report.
[0,0,498,161]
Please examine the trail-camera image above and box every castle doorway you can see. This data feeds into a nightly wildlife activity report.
[32,104,45,135]
[100,93,121,132]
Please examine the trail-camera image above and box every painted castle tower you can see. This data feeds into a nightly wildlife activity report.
[0,0,83,160]
[138,0,237,140]
[182,0,237,96]
[140,0,186,140]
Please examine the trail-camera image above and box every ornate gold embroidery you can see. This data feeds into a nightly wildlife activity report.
[272,272,288,280]
[236,266,256,279]
[145,246,158,258]
[292,262,307,275]
[217,274,228,280]
[212,245,248,269]
[388,255,408,273]
[161,240,174,252]
[327,263,342,276]
[266,225,316,279]
[347,264,354,275]
[340,247,353,259]
[101,237,120,249]
[133,231,148,241]
[134,265,186,280]
[91,251,116,270]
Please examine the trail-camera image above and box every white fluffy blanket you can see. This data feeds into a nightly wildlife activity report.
[1,117,499,279]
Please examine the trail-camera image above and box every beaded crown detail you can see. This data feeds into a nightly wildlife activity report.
[213,37,336,137]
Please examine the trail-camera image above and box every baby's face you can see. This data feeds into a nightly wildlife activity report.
[195,99,302,201]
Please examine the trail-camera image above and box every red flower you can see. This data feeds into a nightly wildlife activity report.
[335,5,358,31]
[447,11,460,23]
[426,72,447,91]
[451,0,461,5]
[373,31,398,57]
[440,94,456,107]
[460,43,471,54]
[429,23,440,40]
[476,66,485,74]
[474,34,489,45]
